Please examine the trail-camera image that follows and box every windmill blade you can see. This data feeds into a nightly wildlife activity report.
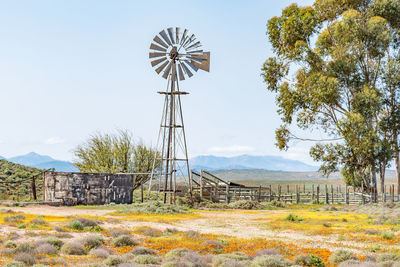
[180,61,193,78]
[180,29,189,45]
[177,63,185,81]
[191,51,210,72]
[184,60,199,72]
[176,27,181,45]
[149,52,166,58]
[187,49,203,54]
[150,43,167,52]
[153,36,168,49]
[183,34,196,48]
[188,56,202,63]
[159,30,172,46]
[167,27,175,44]
[162,61,173,79]
[189,53,208,60]
[186,41,202,51]
[155,60,169,74]
[151,57,167,67]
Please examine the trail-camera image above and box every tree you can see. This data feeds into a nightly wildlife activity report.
[262,0,400,192]
[73,130,160,182]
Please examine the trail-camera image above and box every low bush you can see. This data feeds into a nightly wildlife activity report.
[200,239,224,250]
[5,215,26,223]
[81,234,104,249]
[5,241,17,248]
[14,252,36,265]
[108,228,130,237]
[250,255,293,267]
[14,243,35,254]
[30,217,46,225]
[228,200,264,210]
[376,254,398,263]
[182,230,201,239]
[36,243,58,255]
[61,241,86,255]
[75,217,99,227]
[365,229,379,235]
[255,249,279,256]
[131,246,157,255]
[284,214,303,222]
[337,260,360,267]
[69,220,84,230]
[162,251,210,267]
[134,226,163,237]
[90,248,110,258]
[5,262,26,267]
[118,201,189,214]
[111,235,137,247]
[380,232,395,240]
[294,254,325,267]
[103,255,125,266]
[329,250,356,265]
[270,200,286,208]
[164,248,191,261]
[213,252,250,267]
[45,237,64,250]
[134,255,160,264]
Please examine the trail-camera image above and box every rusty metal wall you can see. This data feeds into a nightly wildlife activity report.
[44,172,133,205]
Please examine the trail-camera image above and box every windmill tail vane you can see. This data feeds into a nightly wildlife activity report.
[147,27,210,204]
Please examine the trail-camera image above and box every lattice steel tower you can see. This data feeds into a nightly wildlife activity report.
[148,27,210,203]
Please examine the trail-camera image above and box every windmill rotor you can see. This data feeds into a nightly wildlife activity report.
[149,27,210,81]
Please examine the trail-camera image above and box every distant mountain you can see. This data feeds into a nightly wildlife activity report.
[4,152,77,172]
[190,155,318,172]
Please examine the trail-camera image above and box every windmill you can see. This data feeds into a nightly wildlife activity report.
[148,27,210,204]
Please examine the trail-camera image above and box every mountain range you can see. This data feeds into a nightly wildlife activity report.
[0,152,318,174]
[190,155,318,172]
[2,152,78,172]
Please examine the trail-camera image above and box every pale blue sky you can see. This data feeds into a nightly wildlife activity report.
[0,0,318,164]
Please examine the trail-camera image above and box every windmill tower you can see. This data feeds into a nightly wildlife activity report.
[148,27,210,204]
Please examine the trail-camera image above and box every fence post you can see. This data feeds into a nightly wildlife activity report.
[226,184,230,203]
[200,170,203,199]
[141,183,144,203]
[258,185,261,202]
[317,185,320,204]
[383,185,386,203]
[303,184,305,193]
[331,185,334,204]
[278,185,281,201]
[296,185,300,204]
[325,185,329,204]
[345,185,349,204]
[361,183,365,204]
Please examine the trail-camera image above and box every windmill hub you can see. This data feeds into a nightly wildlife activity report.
[169,47,179,61]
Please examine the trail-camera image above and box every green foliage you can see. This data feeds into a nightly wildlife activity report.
[263,0,400,189]
[5,262,26,267]
[61,241,86,255]
[295,254,325,267]
[284,213,303,222]
[250,255,293,267]
[81,235,104,249]
[111,235,137,247]
[0,160,43,201]
[69,220,84,230]
[380,231,395,240]
[329,250,356,265]
[103,255,125,266]
[212,252,250,267]
[73,130,161,183]
[117,201,189,215]
[45,237,64,250]
[134,255,160,264]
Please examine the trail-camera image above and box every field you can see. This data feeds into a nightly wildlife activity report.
[0,201,399,267]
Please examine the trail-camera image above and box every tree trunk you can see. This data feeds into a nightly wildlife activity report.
[395,152,400,195]
[370,165,377,202]
[380,166,385,201]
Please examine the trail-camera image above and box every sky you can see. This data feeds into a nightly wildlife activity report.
[0,0,319,164]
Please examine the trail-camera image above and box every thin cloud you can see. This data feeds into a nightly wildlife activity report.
[44,137,65,145]
[208,145,255,155]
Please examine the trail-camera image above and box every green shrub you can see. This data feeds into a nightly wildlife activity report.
[69,220,84,230]
[17,224,26,229]
[134,255,160,264]
[75,217,99,227]
[103,255,125,266]
[329,250,356,265]
[228,200,264,210]
[81,235,104,249]
[43,237,63,250]
[30,218,46,225]
[118,201,189,215]
[294,254,325,267]
[14,243,35,254]
[111,235,137,247]
[131,246,157,255]
[270,200,286,208]
[376,253,398,263]
[284,214,303,222]
[164,248,191,261]
[5,262,26,267]
[5,215,26,223]
[322,222,332,228]
[36,243,58,255]
[13,252,36,265]
[380,232,395,240]
[213,252,250,267]
[61,241,86,255]
[5,241,17,248]
[108,228,130,237]
[90,248,110,258]
[250,255,293,267]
